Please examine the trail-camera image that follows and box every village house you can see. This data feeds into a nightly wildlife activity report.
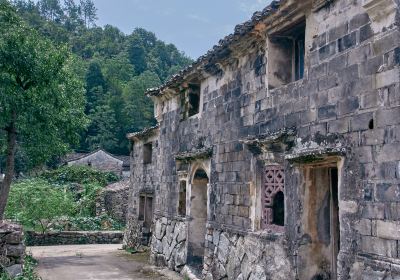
[64,149,130,178]
[125,0,400,279]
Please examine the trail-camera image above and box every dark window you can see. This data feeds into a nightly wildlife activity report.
[268,20,306,88]
[139,195,145,221]
[188,84,200,117]
[178,181,187,216]
[272,191,285,226]
[143,142,152,164]
[181,83,201,120]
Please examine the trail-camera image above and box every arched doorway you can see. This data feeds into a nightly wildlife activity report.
[187,168,209,270]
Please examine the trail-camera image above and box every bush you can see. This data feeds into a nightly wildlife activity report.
[74,183,103,217]
[40,165,119,187]
[51,214,124,231]
[5,179,76,233]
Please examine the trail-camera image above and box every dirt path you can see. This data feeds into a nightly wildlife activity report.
[28,244,178,280]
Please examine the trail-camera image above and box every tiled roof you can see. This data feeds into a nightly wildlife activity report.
[146,0,283,97]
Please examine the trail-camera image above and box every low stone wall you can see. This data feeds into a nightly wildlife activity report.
[202,228,294,280]
[149,216,294,280]
[26,231,123,246]
[0,223,25,277]
[150,217,187,272]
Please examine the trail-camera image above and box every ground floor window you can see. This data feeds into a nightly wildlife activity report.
[178,180,187,216]
[262,165,285,228]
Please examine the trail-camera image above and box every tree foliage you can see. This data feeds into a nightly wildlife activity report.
[10,0,193,156]
[0,1,87,218]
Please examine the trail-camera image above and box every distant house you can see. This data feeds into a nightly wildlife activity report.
[64,149,130,178]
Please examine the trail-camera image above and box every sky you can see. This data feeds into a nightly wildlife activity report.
[93,0,273,59]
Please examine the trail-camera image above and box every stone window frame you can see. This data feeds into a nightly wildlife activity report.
[267,18,307,89]
[180,80,204,120]
[253,161,286,233]
[261,165,285,229]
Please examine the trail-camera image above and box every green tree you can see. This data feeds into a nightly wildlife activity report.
[63,0,82,31]
[79,0,96,28]
[0,2,87,219]
[86,104,119,151]
[123,71,160,132]
[38,0,63,22]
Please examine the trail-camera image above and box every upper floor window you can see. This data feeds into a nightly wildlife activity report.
[181,82,200,120]
[268,20,306,89]
[262,165,285,228]
[143,142,152,164]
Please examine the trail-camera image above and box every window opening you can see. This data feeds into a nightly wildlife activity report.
[178,181,187,216]
[143,142,153,164]
[268,20,306,88]
[181,83,201,120]
[262,165,285,228]
[139,195,145,221]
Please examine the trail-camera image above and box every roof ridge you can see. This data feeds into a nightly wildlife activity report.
[146,0,283,97]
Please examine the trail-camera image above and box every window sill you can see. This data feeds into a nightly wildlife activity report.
[269,78,304,94]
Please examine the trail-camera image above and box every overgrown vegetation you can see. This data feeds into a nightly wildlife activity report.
[0,254,40,280]
[5,166,123,233]
[41,165,118,186]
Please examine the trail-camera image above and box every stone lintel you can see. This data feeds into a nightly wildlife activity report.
[175,148,213,163]
[127,125,159,142]
[285,147,346,163]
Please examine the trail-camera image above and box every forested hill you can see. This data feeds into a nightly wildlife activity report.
[11,0,192,156]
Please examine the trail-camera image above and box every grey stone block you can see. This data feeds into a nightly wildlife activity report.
[319,42,337,61]
[349,13,370,31]
[328,23,349,42]
[338,96,359,115]
[318,105,336,120]
[339,31,357,52]
[375,183,400,202]
[361,236,397,258]
[376,107,400,128]
[360,24,374,43]
[351,111,374,131]
[362,203,385,219]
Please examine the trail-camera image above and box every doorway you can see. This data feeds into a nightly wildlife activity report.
[299,165,340,280]
[187,168,209,271]
[138,194,153,245]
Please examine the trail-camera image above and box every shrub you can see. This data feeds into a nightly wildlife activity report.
[51,214,124,231]
[40,165,119,187]
[5,179,76,233]
[75,183,103,217]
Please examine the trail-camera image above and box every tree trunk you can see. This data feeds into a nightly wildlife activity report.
[0,111,17,220]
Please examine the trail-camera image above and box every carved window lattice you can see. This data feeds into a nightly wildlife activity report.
[262,165,285,228]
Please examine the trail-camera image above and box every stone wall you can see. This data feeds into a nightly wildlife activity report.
[125,0,400,279]
[0,223,25,277]
[26,231,123,246]
[96,179,129,223]
[149,216,187,271]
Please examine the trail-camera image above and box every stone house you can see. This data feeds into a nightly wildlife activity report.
[65,149,130,178]
[125,0,400,279]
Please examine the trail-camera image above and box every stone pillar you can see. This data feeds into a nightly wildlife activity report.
[0,223,25,277]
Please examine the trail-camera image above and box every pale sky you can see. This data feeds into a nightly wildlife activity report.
[93,0,273,59]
